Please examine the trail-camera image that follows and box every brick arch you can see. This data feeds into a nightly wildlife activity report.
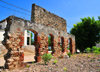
[48,34,55,54]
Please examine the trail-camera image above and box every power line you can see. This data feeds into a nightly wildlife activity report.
[0,0,31,12]
[0,0,74,28]
[0,5,30,16]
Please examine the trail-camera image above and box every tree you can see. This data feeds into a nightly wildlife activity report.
[48,36,51,46]
[70,17,100,52]
[96,16,100,43]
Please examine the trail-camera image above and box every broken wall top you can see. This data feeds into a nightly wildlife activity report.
[0,16,75,40]
[31,4,67,32]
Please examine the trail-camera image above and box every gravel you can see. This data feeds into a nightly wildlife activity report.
[0,53,100,72]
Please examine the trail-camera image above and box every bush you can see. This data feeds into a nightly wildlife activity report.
[63,67,67,71]
[53,60,58,64]
[92,46,100,54]
[84,46,100,54]
[67,47,70,50]
[67,52,71,57]
[85,47,91,53]
[26,65,30,68]
[42,53,53,65]
[92,46,97,51]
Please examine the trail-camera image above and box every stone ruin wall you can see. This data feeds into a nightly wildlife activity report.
[1,16,75,69]
[0,4,75,69]
[31,4,67,32]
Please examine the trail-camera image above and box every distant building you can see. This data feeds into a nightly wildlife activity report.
[0,20,7,45]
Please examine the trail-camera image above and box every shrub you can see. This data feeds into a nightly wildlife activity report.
[84,46,100,54]
[85,47,91,53]
[92,46,100,54]
[32,61,35,64]
[42,53,53,65]
[87,55,91,58]
[67,52,71,57]
[26,65,30,68]
[67,47,70,50]
[53,60,58,64]
[92,46,97,51]
[63,67,67,72]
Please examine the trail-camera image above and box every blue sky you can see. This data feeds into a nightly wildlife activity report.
[0,0,100,32]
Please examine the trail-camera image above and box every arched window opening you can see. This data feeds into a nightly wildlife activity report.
[24,30,37,46]
[60,37,64,52]
[68,38,72,53]
[48,34,54,54]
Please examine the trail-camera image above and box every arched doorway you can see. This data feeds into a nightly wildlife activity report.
[60,37,64,52]
[24,30,38,46]
[48,34,54,54]
[68,38,72,54]
[24,29,38,62]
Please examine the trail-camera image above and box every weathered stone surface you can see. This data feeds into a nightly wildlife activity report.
[4,31,24,69]
[0,4,75,69]
[1,18,75,69]
[31,4,67,32]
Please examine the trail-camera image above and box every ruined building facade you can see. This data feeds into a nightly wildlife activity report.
[0,4,75,69]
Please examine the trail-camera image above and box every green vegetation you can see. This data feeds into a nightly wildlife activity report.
[92,46,100,54]
[70,17,100,52]
[27,30,35,45]
[85,47,91,53]
[67,52,71,57]
[53,60,58,64]
[48,35,51,46]
[97,59,100,62]
[26,65,30,68]
[48,35,52,51]
[32,61,35,64]
[87,55,91,58]
[42,53,53,65]
[63,67,67,72]
[67,47,70,50]
[85,46,100,54]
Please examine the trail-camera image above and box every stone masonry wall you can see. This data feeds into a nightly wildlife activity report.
[31,4,67,32]
[4,30,24,69]
[53,36,62,57]
[1,16,75,69]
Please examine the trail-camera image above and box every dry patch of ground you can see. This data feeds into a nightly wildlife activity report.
[0,49,35,66]
[0,53,100,72]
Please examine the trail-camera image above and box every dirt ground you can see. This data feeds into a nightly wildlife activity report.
[0,53,100,72]
[0,51,35,66]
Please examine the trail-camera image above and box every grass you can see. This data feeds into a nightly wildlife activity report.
[63,67,67,72]
[26,65,30,68]
[87,55,91,58]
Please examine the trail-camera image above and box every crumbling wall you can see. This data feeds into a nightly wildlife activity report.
[2,16,75,69]
[4,31,24,69]
[31,4,67,32]
[68,34,76,54]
